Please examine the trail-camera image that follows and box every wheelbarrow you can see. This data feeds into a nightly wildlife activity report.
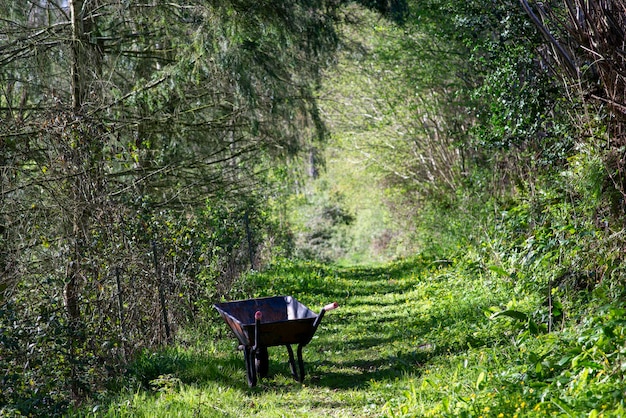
[214,296,338,387]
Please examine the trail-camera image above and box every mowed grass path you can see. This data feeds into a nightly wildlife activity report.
[86,257,522,417]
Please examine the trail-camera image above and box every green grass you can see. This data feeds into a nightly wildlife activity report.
[74,257,626,417]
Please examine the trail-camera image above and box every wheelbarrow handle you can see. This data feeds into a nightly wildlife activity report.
[312,302,339,331]
[254,311,262,350]
[323,302,339,311]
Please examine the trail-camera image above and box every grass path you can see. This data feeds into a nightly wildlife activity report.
[84,257,541,417]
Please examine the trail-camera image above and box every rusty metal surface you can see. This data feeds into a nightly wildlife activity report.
[214,296,318,347]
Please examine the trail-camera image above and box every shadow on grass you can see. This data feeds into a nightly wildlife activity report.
[124,345,247,391]
[251,256,441,303]
[305,334,498,391]
[311,351,430,389]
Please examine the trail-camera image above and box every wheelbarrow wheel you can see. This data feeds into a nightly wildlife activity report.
[244,346,257,387]
[255,346,269,378]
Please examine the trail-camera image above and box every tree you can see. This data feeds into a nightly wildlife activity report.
[0,0,344,411]
[518,0,626,214]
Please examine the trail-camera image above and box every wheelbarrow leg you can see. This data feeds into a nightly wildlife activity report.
[246,310,265,386]
[286,344,299,381]
[256,346,269,378]
[286,344,306,383]
[296,344,305,383]
[244,346,257,387]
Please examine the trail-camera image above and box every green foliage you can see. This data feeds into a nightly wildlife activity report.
[470,45,567,151]
[0,300,70,417]
[289,185,356,263]
[320,4,467,202]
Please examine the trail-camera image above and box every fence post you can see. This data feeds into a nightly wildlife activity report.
[152,241,171,344]
[244,211,254,270]
[115,266,127,360]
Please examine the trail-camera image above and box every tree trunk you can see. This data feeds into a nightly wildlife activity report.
[152,241,171,344]
[69,0,85,109]
[65,0,101,401]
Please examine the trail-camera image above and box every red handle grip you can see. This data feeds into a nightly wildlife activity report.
[323,302,339,311]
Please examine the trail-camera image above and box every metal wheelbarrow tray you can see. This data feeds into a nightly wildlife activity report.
[214,296,338,387]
